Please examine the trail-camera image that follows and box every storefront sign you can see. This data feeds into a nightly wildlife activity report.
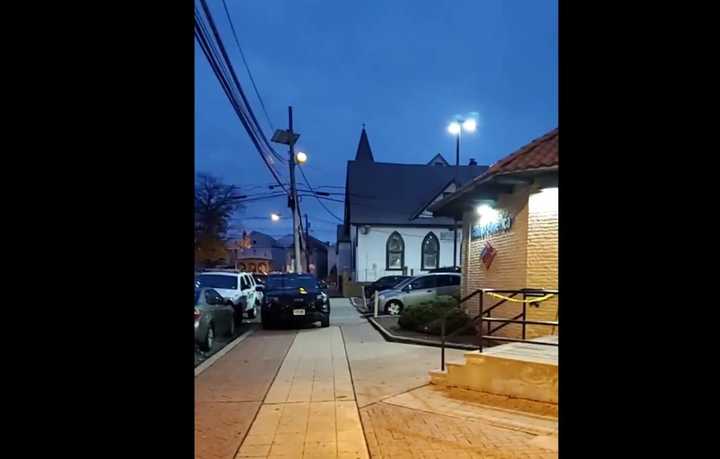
[480,242,497,270]
[471,211,513,240]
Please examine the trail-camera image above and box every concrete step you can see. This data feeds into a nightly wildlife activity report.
[428,369,447,385]
[428,339,558,404]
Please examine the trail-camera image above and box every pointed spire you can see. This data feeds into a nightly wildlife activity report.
[355,125,374,161]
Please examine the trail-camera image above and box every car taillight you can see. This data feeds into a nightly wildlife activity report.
[194,308,201,321]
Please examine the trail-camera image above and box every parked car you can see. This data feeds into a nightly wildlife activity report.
[428,266,461,273]
[261,273,330,329]
[364,275,410,299]
[195,288,236,352]
[375,273,461,315]
[196,271,263,322]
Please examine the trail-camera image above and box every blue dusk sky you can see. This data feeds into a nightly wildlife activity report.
[195,0,558,243]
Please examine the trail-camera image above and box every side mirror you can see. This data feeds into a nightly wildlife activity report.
[255,285,264,292]
[402,285,411,293]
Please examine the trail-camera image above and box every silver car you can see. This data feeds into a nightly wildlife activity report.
[376,273,462,315]
[195,288,236,352]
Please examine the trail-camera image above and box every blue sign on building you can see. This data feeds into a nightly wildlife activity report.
[471,213,513,240]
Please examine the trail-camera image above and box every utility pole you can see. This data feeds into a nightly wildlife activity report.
[288,106,302,274]
[304,213,311,273]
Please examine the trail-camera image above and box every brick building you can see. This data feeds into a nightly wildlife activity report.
[430,128,558,339]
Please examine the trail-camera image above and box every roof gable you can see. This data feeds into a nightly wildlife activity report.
[427,153,449,166]
[345,161,487,225]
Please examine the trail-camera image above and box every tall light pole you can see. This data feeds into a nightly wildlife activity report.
[272,106,306,273]
[447,117,477,269]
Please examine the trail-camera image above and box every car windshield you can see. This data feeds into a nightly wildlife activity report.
[197,274,237,290]
[265,275,318,290]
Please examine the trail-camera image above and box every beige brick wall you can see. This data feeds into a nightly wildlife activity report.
[463,189,530,337]
[525,188,559,339]
[460,185,558,340]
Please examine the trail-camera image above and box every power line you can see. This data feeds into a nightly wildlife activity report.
[219,0,286,165]
[195,1,288,193]
[298,165,343,222]
[220,0,274,133]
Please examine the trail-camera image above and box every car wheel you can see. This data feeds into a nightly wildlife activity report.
[200,325,215,352]
[248,304,257,320]
[228,318,235,337]
[261,314,274,329]
[385,301,403,316]
[321,314,330,328]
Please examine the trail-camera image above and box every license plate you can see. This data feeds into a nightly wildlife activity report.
[293,309,306,316]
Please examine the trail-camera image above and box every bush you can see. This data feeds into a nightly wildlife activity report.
[397,296,472,336]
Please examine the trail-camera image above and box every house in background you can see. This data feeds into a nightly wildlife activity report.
[228,231,288,272]
[429,128,558,339]
[339,127,488,282]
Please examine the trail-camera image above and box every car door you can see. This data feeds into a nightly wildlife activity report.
[445,275,461,299]
[239,274,251,311]
[206,289,232,335]
[403,276,437,307]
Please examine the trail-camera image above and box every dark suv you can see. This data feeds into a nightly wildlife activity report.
[261,274,330,328]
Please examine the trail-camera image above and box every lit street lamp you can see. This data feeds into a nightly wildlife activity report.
[270,213,280,222]
[447,115,478,269]
[447,116,477,167]
[295,151,308,164]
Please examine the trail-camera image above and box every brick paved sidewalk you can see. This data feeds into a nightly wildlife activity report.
[359,392,558,459]
[195,329,297,459]
[236,326,369,459]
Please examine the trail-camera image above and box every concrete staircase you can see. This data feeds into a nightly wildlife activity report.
[429,336,558,404]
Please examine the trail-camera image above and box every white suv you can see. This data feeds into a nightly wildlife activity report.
[196,271,263,321]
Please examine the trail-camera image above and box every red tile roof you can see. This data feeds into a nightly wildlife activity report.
[485,128,558,176]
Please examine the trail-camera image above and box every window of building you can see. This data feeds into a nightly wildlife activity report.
[386,232,405,270]
[421,232,440,270]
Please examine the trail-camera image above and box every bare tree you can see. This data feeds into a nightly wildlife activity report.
[195,173,244,267]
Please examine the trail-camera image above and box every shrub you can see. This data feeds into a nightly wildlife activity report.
[398,296,472,336]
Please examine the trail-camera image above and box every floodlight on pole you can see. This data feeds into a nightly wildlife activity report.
[462,118,477,132]
[446,113,478,271]
[295,151,308,164]
[270,213,280,222]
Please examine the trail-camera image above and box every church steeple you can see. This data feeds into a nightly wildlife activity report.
[354,124,374,162]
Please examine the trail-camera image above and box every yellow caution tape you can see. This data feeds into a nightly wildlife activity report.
[486,292,556,304]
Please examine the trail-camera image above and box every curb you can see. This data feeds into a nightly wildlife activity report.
[367,317,479,351]
[194,326,257,377]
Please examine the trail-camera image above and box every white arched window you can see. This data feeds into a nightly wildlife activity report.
[386,232,405,270]
[421,232,440,270]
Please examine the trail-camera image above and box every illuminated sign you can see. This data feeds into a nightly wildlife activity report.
[471,212,513,240]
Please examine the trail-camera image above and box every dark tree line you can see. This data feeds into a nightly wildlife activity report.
[195,173,243,268]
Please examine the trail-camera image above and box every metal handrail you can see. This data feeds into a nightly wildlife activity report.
[440,288,558,371]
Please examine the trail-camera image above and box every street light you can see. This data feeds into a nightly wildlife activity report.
[447,115,478,270]
[270,213,280,222]
[295,151,308,164]
[447,116,478,166]
[462,118,477,133]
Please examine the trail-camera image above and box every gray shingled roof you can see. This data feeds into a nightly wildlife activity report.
[346,160,487,225]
